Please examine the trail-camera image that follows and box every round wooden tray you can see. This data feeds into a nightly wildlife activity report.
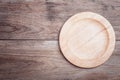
[59,12,115,68]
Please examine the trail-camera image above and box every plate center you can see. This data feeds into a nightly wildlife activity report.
[68,19,109,60]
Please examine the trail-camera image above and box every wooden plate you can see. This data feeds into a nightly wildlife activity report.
[59,12,115,68]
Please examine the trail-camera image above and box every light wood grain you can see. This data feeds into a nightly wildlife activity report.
[59,12,115,68]
[0,0,120,40]
[0,40,120,80]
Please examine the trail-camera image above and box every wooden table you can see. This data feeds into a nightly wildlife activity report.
[0,0,120,80]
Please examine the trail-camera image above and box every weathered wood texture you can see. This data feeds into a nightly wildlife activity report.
[0,0,120,40]
[0,40,120,80]
[0,0,120,80]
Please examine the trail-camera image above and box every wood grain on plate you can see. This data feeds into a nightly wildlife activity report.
[0,0,120,80]
[59,12,115,68]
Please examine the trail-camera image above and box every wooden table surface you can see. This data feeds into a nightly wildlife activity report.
[0,0,120,80]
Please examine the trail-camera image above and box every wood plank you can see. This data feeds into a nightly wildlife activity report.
[0,0,120,40]
[0,40,120,80]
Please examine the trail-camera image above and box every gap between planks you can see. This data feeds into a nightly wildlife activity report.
[0,39,119,41]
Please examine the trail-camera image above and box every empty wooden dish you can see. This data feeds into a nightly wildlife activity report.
[59,12,115,68]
